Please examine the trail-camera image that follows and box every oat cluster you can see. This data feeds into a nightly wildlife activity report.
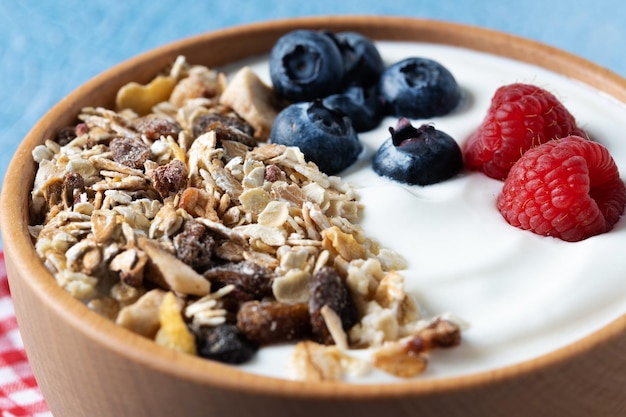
[28,56,461,381]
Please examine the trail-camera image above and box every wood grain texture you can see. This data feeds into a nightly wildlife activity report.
[2,16,626,417]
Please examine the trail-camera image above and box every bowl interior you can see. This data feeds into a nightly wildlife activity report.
[3,15,626,401]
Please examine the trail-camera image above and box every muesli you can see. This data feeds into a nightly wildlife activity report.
[28,55,462,381]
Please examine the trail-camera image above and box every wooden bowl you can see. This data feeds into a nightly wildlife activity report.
[3,16,626,417]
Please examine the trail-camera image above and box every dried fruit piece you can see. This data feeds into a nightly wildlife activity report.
[464,83,586,180]
[116,75,177,116]
[497,135,626,241]
[237,300,312,345]
[149,159,188,198]
[194,324,258,364]
[110,137,151,169]
[309,266,358,345]
[155,292,197,355]
[133,114,182,141]
[203,261,273,301]
[173,220,215,269]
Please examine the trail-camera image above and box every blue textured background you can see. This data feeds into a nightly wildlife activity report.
[1,0,625,189]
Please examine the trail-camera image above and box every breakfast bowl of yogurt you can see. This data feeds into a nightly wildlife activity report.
[2,16,626,417]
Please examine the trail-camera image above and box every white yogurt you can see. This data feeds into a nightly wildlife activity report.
[222,42,626,382]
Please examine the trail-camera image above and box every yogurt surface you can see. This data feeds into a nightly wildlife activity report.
[223,41,626,382]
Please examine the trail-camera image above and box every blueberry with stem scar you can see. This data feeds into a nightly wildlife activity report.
[373,118,463,185]
[270,100,362,175]
[333,31,384,88]
[379,57,461,118]
[269,29,344,102]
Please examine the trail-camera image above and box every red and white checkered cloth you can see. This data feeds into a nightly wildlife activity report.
[0,252,52,417]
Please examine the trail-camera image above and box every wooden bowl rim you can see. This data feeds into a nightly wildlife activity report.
[3,15,626,399]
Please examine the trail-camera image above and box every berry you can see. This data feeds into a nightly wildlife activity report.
[373,118,463,185]
[269,100,362,175]
[269,29,344,102]
[378,57,461,119]
[497,136,626,242]
[464,83,587,180]
[322,86,385,132]
[333,31,384,88]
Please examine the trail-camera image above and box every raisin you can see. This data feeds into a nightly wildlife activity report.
[44,179,64,209]
[149,159,188,198]
[174,220,215,269]
[308,266,358,345]
[194,324,258,364]
[237,301,311,346]
[64,172,84,205]
[133,114,182,141]
[192,113,254,136]
[55,126,77,146]
[110,137,151,169]
[192,113,256,147]
[203,261,273,301]
[264,164,286,182]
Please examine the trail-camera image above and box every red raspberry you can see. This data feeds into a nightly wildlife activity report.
[497,136,626,242]
[464,83,586,180]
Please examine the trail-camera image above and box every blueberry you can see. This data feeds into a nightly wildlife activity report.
[379,57,461,118]
[373,118,463,185]
[270,100,362,175]
[322,86,385,132]
[269,30,344,102]
[194,324,258,365]
[333,31,384,88]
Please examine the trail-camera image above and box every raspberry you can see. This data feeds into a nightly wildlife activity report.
[464,83,587,180]
[497,136,626,242]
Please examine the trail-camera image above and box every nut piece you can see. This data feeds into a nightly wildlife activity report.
[116,289,166,338]
[371,317,462,379]
[137,237,210,296]
[372,341,428,378]
[109,247,148,287]
[219,66,281,140]
[288,341,350,382]
[406,317,462,353]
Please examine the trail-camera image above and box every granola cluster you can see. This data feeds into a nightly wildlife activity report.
[28,56,461,381]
